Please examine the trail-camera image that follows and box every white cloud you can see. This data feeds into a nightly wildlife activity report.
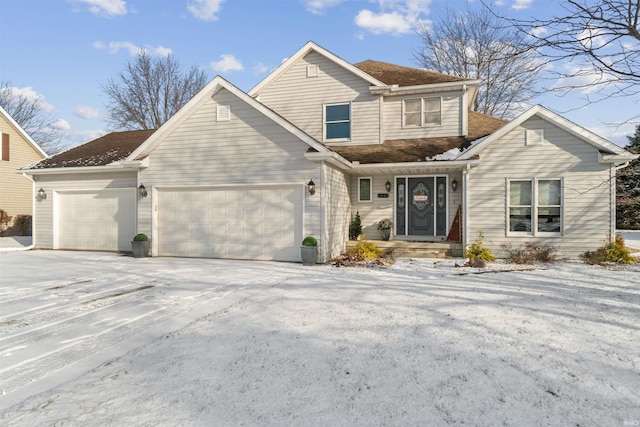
[530,26,547,37]
[354,9,413,35]
[252,62,271,74]
[353,0,431,36]
[512,0,533,10]
[0,86,54,112]
[50,119,71,131]
[93,41,172,57]
[68,0,127,18]
[187,0,225,21]
[302,0,345,15]
[209,54,244,73]
[74,105,102,119]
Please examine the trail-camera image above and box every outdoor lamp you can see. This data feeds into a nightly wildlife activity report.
[138,183,148,198]
[451,179,458,192]
[307,179,316,195]
[385,180,392,193]
[37,187,47,200]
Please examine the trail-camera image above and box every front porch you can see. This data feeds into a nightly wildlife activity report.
[346,239,464,258]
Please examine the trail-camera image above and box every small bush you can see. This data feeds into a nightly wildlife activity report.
[302,236,318,247]
[580,235,637,265]
[0,209,12,228]
[349,211,362,240]
[502,242,558,264]
[465,232,495,262]
[133,233,149,242]
[13,215,32,236]
[350,240,382,259]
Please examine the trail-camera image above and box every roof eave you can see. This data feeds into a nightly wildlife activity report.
[19,162,144,175]
[370,79,482,96]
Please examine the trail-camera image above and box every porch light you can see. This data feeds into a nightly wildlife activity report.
[451,179,458,192]
[138,183,148,199]
[37,187,47,200]
[385,180,392,193]
[307,179,316,196]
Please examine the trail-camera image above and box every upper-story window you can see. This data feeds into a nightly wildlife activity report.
[325,102,351,141]
[403,97,441,127]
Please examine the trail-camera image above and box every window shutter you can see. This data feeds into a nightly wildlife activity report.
[1,133,9,161]
[217,105,231,121]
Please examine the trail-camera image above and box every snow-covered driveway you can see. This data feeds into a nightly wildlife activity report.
[1,250,639,426]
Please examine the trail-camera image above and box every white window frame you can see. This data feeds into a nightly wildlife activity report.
[358,177,373,203]
[402,97,442,128]
[506,178,563,237]
[323,102,351,142]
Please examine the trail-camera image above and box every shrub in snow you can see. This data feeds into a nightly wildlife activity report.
[464,232,495,263]
[580,235,637,265]
[349,211,362,240]
[351,240,382,259]
[502,242,558,264]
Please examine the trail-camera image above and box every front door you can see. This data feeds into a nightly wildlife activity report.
[396,176,447,237]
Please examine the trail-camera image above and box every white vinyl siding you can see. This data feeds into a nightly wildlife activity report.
[467,117,612,258]
[32,172,137,249]
[138,87,323,260]
[253,51,381,145]
[322,163,351,261]
[387,92,462,139]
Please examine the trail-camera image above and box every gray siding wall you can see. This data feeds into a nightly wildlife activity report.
[255,51,381,145]
[322,163,351,260]
[383,92,463,140]
[138,88,323,257]
[33,171,136,249]
[467,117,613,259]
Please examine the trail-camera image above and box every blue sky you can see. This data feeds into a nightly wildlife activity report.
[0,0,637,150]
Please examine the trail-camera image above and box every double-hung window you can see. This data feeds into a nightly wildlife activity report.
[325,103,351,141]
[508,178,562,235]
[403,97,441,127]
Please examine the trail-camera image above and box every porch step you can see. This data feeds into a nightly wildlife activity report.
[346,240,463,258]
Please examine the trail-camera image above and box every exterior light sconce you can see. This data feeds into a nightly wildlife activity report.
[138,183,148,199]
[37,187,47,200]
[385,180,392,193]
[307,179,316,196]
[451,179,458,192]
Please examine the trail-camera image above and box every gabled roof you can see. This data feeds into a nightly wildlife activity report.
[0,105,48,158]
[26,129,155,169]
[332,111,507,164]
[127,75,333,161]
[248,41,387,97]
[457,104,629,160]
[354,60,467,86]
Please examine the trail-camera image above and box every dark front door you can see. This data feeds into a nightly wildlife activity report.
[408,177,434,235]
[396,177,447,237]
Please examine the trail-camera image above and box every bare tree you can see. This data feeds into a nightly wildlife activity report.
[413,5,543,119]
[102,51,209,130]
[497,0,640,117]
[0,81,65,154]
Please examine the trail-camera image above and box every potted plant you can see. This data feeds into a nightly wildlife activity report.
[131,233,150,258]
[300,236,318,266]
[377,218,393,241]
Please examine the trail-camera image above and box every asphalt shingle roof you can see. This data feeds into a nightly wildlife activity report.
[28,129,155,169]
[354,60,468,86]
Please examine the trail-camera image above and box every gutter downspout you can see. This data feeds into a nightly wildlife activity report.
[20,172,36,251]
[462,163,470,251]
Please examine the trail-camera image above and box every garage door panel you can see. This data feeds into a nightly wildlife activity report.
[57,190,136,252]
[158,186,302,261]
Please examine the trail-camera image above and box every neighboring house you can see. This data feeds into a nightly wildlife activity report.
[21,42,638,261]
[0,106,47,235]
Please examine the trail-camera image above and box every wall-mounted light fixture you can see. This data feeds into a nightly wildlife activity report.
[138,183,148,198]
[37,187,47,200]
[385,180,392,193]
[451,179,458,192]
[307,179,316,196]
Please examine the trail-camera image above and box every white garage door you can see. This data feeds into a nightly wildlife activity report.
[57,189,136,252]
[158,185,303,261]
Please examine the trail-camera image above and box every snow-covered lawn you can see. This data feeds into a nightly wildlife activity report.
[1,250,639,426]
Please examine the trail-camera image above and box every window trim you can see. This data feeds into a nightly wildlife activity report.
[358,177,373,203]
[506,177,563,237]
[324,102,351,142]
[402,96,442,128]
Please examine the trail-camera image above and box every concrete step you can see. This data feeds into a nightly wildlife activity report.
[346,240,463,258]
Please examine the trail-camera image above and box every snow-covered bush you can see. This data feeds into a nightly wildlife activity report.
[501,242,557,264]
[580,236,637,265]
[464,232,495,262]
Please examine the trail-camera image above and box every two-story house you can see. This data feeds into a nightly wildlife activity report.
[21,42,637,262]
[0,106,47,236]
